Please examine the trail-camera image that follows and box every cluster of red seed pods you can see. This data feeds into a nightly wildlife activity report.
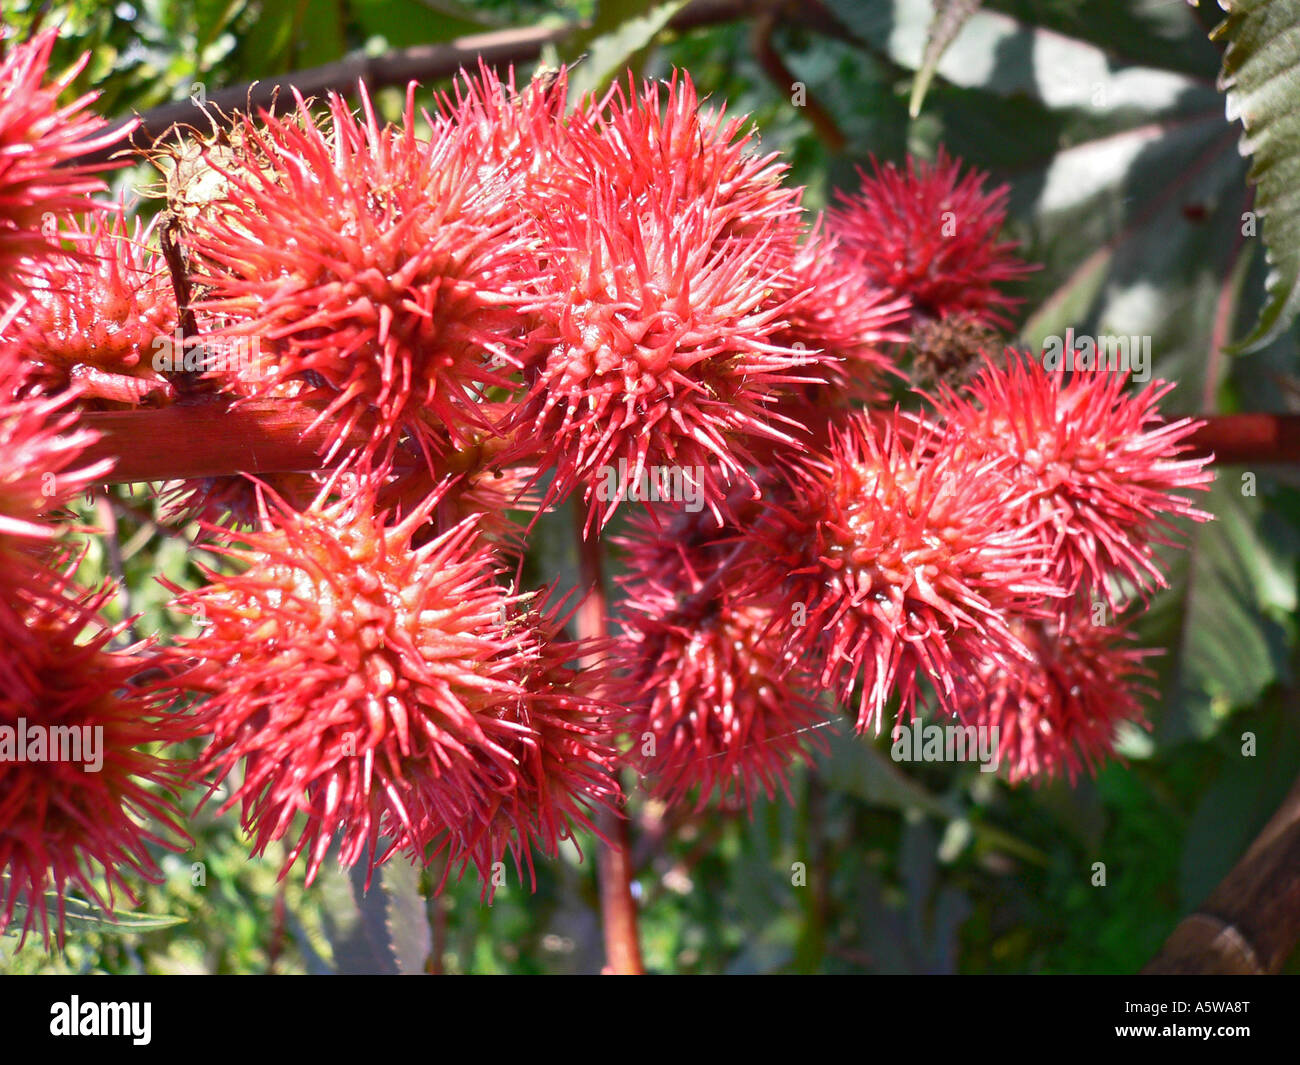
[0,28,1213,943]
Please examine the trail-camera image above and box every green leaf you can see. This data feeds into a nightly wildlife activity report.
[192,0,244,66]
[821,726,951,818]
[309,861,401,973]
[1214,0,1300,352]
[235,0,299,76]
[910,0,983,118]
[1143,477,1299,742]
[347,0,500,51]
[292,0,347,70]
[563,0,690,101]
[820,729,1048,865]
[382,859,432,974]
[1177,711,1300,909]
[2,879,187,935]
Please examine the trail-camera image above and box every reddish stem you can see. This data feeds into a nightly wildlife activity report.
[595,813,644,975]
[75,404,1299,487]
[76,396,367,482]
[1187,413,1300,465]
[575,518,645,976]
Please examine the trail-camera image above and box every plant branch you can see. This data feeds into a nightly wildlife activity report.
[93,492,134,640]
[752,12,845,152]
[1145,771,1300,974]
[69,402,1300,489]
[72,0,759,168]
[575,514,645,976]
[76,396,365,483]
[1186,413,1300,465]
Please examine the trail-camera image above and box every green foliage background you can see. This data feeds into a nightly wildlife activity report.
[3,0,1299,974]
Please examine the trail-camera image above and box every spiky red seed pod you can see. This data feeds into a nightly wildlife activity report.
[953,605,1155,784]
[936,353,1214,609]
[613,500,825,808]
[751,223,912,470]
[0,319,181,945]
[474,625,623,889]
[9,208,178,405]
[507,72,829,529]
[748,411,1060,732]
[619,600,824,809]
[829,148,1031,328]
[771,221,910,401]
[0,30,132,304]
[579,71,803,242]
[366,615,623,894]
[184,85,533,469]
[440,61,583,208]
[0,334,113,566]
[166,485,618,888]
[0,581,191,945]
[513,181,825,530]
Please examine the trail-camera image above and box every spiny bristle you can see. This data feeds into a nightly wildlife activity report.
[0,30,135,304]
[163,485,620,892]
[829,147,1031,328]
[935,352,1214,611]
[742,410,1060,732]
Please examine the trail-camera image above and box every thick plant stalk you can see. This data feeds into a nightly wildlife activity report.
[1145,772,1300,974]
[74,405,1297,487]
[76,397,366,482]
[595,814,645,976]
[1186,413,1300,464]
[576,519,645,976]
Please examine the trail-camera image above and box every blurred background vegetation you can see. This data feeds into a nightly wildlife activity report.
[3,0,1299,974]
